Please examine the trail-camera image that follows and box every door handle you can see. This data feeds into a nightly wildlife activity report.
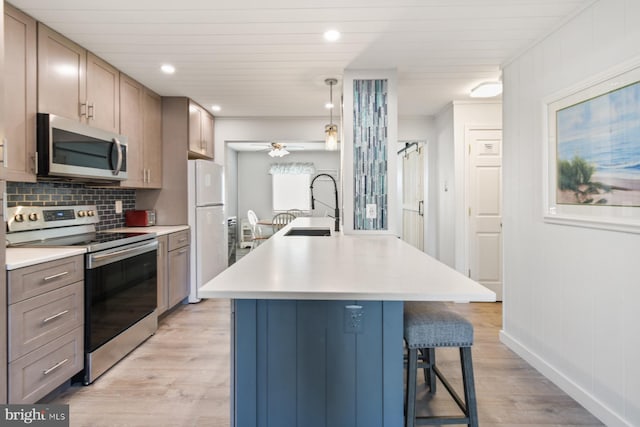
[418,200,424,217]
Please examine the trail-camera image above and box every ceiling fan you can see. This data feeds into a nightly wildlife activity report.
[250,142,305,157]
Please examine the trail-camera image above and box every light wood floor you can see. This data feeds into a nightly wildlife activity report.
[49,300,604,427]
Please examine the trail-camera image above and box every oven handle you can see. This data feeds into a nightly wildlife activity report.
[87,240,158,269]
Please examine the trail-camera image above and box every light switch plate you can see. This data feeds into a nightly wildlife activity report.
[366,204,377,219]
[114,200,123,214]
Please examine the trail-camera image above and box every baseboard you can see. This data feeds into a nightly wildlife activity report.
[499,330,631,427]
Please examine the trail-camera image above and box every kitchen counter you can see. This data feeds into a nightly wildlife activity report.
[200,217,495,302]
[108,225,189,236]
[200,217,495,427]
[6,247,87,270]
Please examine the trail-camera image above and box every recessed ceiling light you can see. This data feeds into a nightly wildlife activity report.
[323,30,341,42]
[211,105,221,112]
[161,64,175,74]
[325,102,334,109]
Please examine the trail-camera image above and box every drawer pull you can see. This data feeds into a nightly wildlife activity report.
[43,358,69,376]
[43,271,69,282]
[43,310,69,324]
[177,249,188,254]
[178,237,188,242]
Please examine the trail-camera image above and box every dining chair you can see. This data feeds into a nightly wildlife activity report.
[247,210,270,249]
[272,212,297,232]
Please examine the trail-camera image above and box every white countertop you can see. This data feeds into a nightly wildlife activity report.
[108,225,189,236]
[6,247,87,270]
[200,217,496,302]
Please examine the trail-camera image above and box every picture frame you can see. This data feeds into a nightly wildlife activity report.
[543,57,640,234]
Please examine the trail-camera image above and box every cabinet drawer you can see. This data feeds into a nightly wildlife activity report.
[168,230,190,251]
[9,327,83,404]
[8,255,84,303]
[9,281,84,362]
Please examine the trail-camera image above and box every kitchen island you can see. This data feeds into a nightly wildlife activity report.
[199,217,495,427]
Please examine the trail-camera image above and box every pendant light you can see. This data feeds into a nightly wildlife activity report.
[324,78,339,151]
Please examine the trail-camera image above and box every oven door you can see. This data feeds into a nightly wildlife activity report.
[85,239,157,353]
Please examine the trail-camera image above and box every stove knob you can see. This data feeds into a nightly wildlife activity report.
[77,211,86,217]
[14,213,24,222]
[28,213,39,221]
[87,210,95,217]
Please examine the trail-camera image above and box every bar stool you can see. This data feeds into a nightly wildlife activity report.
[404,301,478,427]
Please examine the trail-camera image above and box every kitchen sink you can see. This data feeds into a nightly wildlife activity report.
[284,227,332,236]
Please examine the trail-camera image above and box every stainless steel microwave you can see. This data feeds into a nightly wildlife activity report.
[37,113,128,181]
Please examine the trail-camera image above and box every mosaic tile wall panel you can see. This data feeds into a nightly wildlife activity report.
[353,79,388,230]
[7,182,136,231]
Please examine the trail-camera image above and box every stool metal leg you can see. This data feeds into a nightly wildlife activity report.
[460,347,478,427]
[405,348,418,427]
[425,348,436,394]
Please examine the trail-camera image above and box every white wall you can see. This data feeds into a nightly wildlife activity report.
[501,1,640,425]
[237,151,340,223]
[434,101,502,270]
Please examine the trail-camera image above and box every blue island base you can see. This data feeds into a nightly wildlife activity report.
[232,299,404,427]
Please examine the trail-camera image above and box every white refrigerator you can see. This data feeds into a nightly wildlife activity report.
[187,159,227,303]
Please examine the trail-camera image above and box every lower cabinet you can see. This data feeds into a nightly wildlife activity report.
[157,230,190,316]
[168,230,190,308]
[6,255,84,403]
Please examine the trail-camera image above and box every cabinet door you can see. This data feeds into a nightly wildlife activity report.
[143,88,162,188]
[201,110,215,159]
[168,246,190,308]
[188,101,203,155]
[3,5,36,182]
[0,183,7,404]
[119,74,144,188]
[37,24,86,121]
[86,52,119,133]
[156,236,168,315]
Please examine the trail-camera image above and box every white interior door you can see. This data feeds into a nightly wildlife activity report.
[468,129,503,300]
[401,144,424,251]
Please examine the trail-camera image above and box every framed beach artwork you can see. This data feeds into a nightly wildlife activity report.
[544,58,640,233]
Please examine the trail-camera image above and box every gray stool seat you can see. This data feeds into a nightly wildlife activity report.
[404,301,474,348]
[404,301,478,427]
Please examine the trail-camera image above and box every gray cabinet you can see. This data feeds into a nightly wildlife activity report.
[0,182,6,404]
[156,231,191,314]
[168,230,190,308]
[120,74,162,189]
[6,255,84,403]
[188,100,215,159]
[38,24,119,133]
[3,4,37,182]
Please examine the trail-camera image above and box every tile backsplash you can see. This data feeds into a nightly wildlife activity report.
[6,181,136,231]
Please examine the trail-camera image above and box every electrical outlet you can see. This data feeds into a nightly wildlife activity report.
[344,305,364,334]
[366,204,377,219]
[114,200,123,214]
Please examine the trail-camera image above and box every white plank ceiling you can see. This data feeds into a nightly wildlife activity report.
[10,0,590,118]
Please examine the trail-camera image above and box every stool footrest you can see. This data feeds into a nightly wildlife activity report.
[415,416,471,425]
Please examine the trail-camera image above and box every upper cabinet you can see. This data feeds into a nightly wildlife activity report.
[2,5,37,182]
[37,24,119,133]
[120,74,162,189]
[188,100,215,160]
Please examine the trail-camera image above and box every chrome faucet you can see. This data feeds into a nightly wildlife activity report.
[310,173,340,232]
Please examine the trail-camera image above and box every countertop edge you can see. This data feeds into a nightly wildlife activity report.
[108,225,190,236]
[6,247,88,270]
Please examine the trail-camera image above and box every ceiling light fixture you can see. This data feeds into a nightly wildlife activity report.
[323,30,341,42]
[324,78,339,151]
[268,142,290,158]
[469,81,503,98]
[161,64,176,74]
[211,105,221,112]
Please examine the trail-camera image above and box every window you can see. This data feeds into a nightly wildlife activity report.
[270,162,315,212]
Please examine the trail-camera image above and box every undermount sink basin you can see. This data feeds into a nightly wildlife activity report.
[284,227,332,237]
